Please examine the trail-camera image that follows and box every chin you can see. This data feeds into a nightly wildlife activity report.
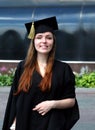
[39,51,50,55]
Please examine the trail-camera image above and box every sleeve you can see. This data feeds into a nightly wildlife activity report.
[61,63,80,129]
[2,61,23,130]
[62,63,76,99]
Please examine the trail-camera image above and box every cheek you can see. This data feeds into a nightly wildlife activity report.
[49,41,54,48]
[34,40,39,49]
[34,44,39,51]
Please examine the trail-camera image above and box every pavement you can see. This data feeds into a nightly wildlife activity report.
[0,87,95,130]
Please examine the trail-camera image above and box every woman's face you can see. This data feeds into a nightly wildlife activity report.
[34,32,54,55]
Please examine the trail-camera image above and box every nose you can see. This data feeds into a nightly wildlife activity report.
[42,37,46,42]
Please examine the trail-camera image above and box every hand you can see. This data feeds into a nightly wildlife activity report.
[32,100,55,116]
[10,122,16,130]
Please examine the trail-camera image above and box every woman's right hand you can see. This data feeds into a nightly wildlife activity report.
[10,122,16,130]
[10,118,16,130]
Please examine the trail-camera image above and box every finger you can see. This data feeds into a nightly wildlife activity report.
[38,110,43,114]
[32,107,39,111]
[32,107,37,111]
[41,112,45,116]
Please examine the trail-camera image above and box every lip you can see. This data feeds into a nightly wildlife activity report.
[40,45,48,48]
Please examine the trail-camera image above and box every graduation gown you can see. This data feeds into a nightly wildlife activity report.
[2,60,79,130]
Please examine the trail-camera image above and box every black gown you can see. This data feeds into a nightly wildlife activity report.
[2,60,79,130]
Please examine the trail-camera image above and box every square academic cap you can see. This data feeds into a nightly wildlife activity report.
[25,16,58,39]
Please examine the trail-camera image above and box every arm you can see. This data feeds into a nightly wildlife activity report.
[33,98,75,116]
[52,98,75,109]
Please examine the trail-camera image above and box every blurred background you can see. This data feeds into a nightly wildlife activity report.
[0,0,95,72]
[1,2,95,130]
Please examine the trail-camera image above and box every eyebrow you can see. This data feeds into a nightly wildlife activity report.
[36,34,53,37]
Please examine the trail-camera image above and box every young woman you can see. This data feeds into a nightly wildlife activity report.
[2,16,79,130]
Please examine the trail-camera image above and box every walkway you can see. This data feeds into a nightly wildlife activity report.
[0,87,95,130]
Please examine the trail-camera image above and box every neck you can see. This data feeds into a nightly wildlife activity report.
[37,53,48,64]
[37,54,48,77]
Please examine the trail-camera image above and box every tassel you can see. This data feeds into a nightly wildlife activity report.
[28,22,35,39]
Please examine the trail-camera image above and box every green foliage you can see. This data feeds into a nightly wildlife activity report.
[0,66,95,88]
[0,68,16,86]
[75,71,95,88]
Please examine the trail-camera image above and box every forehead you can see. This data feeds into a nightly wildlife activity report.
[35,32,54,36]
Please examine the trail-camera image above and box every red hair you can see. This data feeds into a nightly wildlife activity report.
[16,36,56,94]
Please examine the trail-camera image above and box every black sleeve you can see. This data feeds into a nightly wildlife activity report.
[62,63,76,99]
[2,61,24,130]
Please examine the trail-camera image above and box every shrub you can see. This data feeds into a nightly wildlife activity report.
[75,71,95,88]
[0,67,95,88]
[0,68,16,86]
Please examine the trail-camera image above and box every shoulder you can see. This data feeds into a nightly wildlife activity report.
[54,60,74,77]
[15,60,25,76]
[17,60,25,67]
[54,60,72,70]
[17,60,25,70]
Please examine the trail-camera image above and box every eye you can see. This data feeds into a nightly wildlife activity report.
[35,36,42,39]
[46,36,53,40]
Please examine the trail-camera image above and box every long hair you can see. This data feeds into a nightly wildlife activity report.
[16,35,56,94]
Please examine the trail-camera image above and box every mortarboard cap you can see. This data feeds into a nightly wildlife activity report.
[25,16,58,39]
